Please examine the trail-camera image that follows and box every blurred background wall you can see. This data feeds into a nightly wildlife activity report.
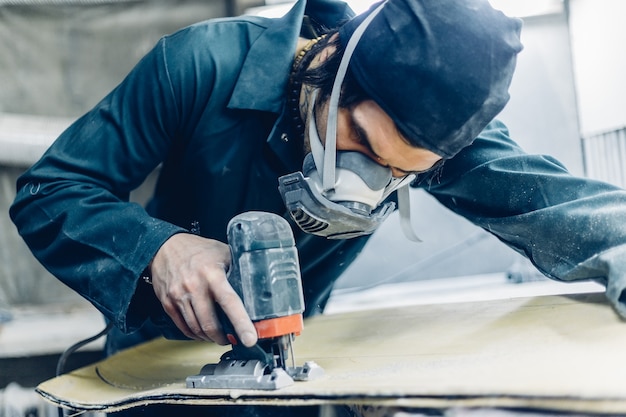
[0,0,257,308]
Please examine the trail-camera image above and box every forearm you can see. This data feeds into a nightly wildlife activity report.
[10,176,185,332]
[9,35,186,332]
[421,120,626,313]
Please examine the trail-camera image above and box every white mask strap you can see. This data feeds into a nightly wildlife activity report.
[397,185,422,242]
[308,0,421,242]
[383,175,421,242]
[322,0,388,192]
[307,89,326,175]
[381,174,415,201]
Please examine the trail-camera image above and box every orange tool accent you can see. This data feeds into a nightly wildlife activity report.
[254,314,303,339]
[226,334,238,345]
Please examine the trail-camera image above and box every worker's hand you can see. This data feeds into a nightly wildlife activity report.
[148,233,258,347]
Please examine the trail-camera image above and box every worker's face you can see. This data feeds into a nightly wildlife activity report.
[306,96,443,178]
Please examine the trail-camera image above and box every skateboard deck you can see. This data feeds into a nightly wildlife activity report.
[37,292,626,414]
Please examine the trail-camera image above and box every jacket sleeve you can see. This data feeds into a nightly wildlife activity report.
[9,34,193,334]
[418,120,626,317]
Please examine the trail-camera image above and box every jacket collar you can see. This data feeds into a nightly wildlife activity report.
[227,0,307,113]
[228,0,355,172]
[228,0,354,113]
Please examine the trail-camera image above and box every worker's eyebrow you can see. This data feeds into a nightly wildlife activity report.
[350,114,424,176]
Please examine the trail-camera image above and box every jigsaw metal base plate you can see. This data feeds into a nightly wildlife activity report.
[186,360,324,390]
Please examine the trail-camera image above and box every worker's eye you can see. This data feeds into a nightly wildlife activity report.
[352,123,376,154]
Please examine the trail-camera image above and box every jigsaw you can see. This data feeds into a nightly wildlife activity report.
[186,211,323,390]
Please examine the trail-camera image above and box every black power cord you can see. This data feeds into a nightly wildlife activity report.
[56,322,114,417]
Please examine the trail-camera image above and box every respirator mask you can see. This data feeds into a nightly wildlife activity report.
[278,1,421,240]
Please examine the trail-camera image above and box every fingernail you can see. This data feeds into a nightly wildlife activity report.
[240,331,257,347]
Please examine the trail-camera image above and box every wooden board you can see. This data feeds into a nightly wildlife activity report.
[37,293,626,414]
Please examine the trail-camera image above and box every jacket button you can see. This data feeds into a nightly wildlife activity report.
[280,133,289,142]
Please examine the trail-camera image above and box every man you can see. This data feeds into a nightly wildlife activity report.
[9,0,626,405]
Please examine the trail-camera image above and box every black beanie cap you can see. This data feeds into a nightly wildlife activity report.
[338,0,523,158]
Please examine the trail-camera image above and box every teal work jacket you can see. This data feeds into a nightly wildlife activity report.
[10,0,626,353]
